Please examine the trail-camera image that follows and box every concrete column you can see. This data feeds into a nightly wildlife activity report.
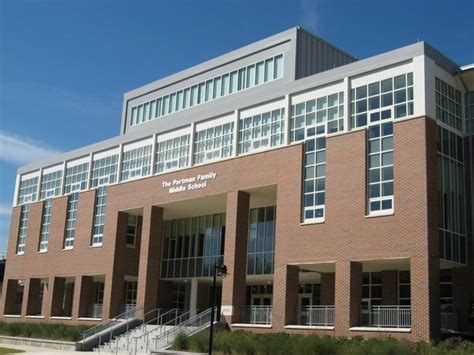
[335,261,362,336]
[221,191,250,324]
[189,279,198,317]
[320,272,335,305]
[50,277,66,317]
[136,206,164,313]
[26,278,42,316]
[273,264,299,329]
[382,270,398,305]
[411,256,440,340]
[41,280,51,317]
[63,282,75,317]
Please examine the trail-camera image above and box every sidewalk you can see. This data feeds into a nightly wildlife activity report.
[0,344,94,354]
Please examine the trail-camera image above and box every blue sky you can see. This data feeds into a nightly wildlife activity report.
[0,0,473,253]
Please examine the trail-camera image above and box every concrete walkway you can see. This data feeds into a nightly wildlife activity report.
[0,344,93,354]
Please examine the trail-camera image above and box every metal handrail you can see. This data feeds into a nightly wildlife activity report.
[133,309,191,354]
[368,305,411,328]
[242,305,272,325]
[151,307,213,352]
[82,305,142,349]
[299,305,335,326]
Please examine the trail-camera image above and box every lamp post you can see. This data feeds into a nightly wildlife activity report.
[208,263,227,355]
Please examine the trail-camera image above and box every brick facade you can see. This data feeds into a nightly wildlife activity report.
[1,116,473,341]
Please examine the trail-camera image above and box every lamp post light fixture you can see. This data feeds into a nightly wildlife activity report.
[208,263,227,355]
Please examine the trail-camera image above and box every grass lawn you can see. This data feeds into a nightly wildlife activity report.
[0,347,25,353]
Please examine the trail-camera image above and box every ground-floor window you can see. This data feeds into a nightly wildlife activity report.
[171,283,186,309]
[440,269,453,311]
[398,270,411,305]
[124,280,138,305]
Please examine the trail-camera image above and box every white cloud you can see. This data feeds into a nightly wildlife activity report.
[0,203,12,218]
[0,130,61,166]
[300,0,321,33]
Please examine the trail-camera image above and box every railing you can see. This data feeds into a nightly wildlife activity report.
[133,309,191,354]
[242,306,272,325]
[149,308,213,352]
[362,306,411,328]
[81,306,143,350]
[88,303,104,319]
[441,304,458,331]
[118,303,137,318]
[299,305,334,326]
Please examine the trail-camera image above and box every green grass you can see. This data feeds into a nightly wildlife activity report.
[0,322,90,342]
[0,347,25,353]
[172,330,474,355]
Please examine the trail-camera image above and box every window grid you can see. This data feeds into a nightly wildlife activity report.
[161,213,225,279]
[39,170,62,200]
[435,77,463,132]
[90,155,119,188]
[155,135,190,173]
[91,186,107,246]
[362,272,382,310]
[17,177,39,205]
[290,92,344,142]
[368,122,394,213]
[466,91,474,134]
[38,198,52,252]
[64,162,89,194]
[437,126,466,264]
[239,108,285,154]
[125,280,138,305]
[126,215,138,246]
[64,192,79,249]
[121,145,152,181]
[247,206,276,275]
[130,54,284,127]
[194,122,234,164]
[17,204,30,254]
[440,269,453,310]
[398,270,411,306]
[351,73,414,129]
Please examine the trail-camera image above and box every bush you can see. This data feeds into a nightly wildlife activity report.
[0,322,90,342]
[173,330,474,355]
[172,332,189,351]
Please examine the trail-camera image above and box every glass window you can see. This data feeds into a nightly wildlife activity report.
[121,145,153,181]
[16,204,30,254]
[155,134,190,173]
[91,186,107,246]
[64,192,79,249]
[38,198,52,252]
[90,154,119,187]
[247,206,276,275]
[17,176,39,205]
[64,162,89,194]
[194,122,234,164]
[239,108,284,154]
[40,170,63,200]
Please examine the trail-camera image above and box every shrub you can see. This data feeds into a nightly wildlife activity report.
[189,330,209,353]
[0,322,90,342]
[172,332,189,351]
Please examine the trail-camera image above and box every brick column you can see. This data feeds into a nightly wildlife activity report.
[136,206,164,314]
[20,279,31,318]
[102,273,124,320]
[321,273,335,305]
[50,277,66,317]
[411,256,440,340]
[222,191,249,324]
[382,270,398,305]
[72,276,96,319]
[25,278,41,316]
[335,261,362,335]
[273,264,299,329]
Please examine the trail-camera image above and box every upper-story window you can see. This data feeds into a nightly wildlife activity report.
[155,134,190,173]
[129,54,284,127]
[91,186,107,246]
[126,215,138,246]
[435,78,463,132]
[64,162,89,194]
[90,154,119,188]
[290,91,344,141]
[466,91,474,134]
[351,73,413,129]
[16,204,30,254]
[367,122,394,213]
[17,176,38,205]
[194,122,234,164]
[239,108,285,154]
[121,145,153,181]
[64,192,79,249]
[39,198,52,252]
[39,169,62,200]
[247,206,275,275]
